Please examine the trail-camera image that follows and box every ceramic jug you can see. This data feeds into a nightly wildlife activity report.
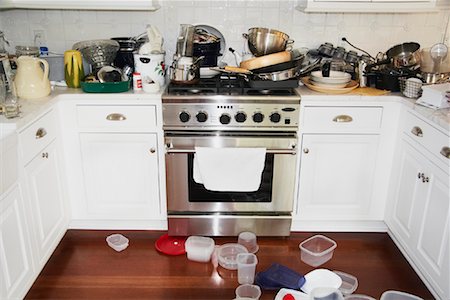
[14,55,51,99]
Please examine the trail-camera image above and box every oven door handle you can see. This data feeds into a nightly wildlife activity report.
[166,148,297,155]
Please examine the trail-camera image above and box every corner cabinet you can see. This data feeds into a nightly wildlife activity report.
[386,110,449,300]
[0,0,160,10]
[296,0,438,13]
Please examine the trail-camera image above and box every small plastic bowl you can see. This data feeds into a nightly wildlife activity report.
[310,287,344,300]
[344,294,376,300]
[333,270,358,295]
[217,243,248,270]
[185,236,215,262]
[238,231,259,253]
[380,291,424,300]
[299,235,337,267]
[106,234,129,252]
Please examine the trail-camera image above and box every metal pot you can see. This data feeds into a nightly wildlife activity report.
[243,27,293,57]
[385,42,421,68]
[170,56,203,84]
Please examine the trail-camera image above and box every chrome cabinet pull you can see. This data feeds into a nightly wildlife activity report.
[149,148,156,154]
[332,115,353,123]
[106,113,126,121]
[411,126,423,137]
[35,128,47,139]
[41,152,48,158]
[303,148,309,154]
[440,146,450,159]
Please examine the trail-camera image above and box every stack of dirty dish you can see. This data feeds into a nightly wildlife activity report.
[309,71,352,88]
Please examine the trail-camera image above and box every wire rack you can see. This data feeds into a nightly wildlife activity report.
[398,77,425,99]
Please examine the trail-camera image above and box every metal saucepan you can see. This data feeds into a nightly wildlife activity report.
[243,27,294,57]
[386,42,420,68]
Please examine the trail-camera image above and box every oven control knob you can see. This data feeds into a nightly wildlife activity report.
[270,112,281,123]
[179,111,190,123]
[252,112,264,123]
[235,112,247,123]
[196,111,208,123]
[220,113,231,124]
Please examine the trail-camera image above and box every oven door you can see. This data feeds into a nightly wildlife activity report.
[165,131,298,214]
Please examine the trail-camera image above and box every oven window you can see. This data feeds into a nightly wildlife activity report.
[187,153,274,203]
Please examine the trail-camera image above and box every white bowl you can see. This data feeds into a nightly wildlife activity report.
[310,71,352,84]
[106,234,129,252]
[309,79,350,89]
[301,269,343,295]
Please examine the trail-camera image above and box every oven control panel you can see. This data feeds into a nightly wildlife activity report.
[163,103,300,130]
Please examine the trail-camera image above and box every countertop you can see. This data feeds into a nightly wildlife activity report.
[1,85,449,136]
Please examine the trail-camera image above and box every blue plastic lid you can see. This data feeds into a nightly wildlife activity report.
[255,263,305,290]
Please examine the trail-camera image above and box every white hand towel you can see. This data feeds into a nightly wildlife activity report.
[193,147,266,192]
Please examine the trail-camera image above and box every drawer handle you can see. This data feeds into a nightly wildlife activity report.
[411,126,423,137]
[106,113,126,121]
[440,146,450,159]
[333,115,353,123]
[35,128,47,139]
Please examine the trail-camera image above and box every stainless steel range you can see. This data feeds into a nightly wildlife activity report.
[162,76,300,236]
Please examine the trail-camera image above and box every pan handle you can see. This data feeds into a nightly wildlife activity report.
[242,33,249,39]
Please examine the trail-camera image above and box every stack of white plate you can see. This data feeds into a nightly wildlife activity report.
[310,71,351,88]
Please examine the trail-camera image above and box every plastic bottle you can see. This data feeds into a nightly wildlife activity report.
[133,72,142,91]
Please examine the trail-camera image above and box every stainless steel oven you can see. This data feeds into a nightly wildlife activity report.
[162,76,301,236]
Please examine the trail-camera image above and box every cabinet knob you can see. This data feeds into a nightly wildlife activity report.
[106,113,126,121]
[303,148,309,154]
[149,148,156,154]
[411,126,423,137]
[41,152,48,158]
[440,146,450,159]
[35,128,47,139]
[332,115,353,123]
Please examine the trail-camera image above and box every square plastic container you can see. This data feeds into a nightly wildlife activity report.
[106,234,129,252]
[333,270,358,295]
[299,235,337,267]
[185,236,215,262]
[380,291,424,300]
[256,263,305,290]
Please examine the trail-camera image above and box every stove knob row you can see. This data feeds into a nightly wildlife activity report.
[220,113,231,124]
[196,111,208,123]
[179,111,190,123]
[235,112,247,123]
[252,112,264,123]
[270,112,281,123]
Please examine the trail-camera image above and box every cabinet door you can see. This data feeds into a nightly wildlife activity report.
[24,141,68,268]
[0,186,35,300]
[297,134,379,220]
[80,133,161,219]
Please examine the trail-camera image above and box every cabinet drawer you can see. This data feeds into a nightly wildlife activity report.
[404,111,450,165]
[19,109,57,164]
[302,106,383,133]
[77,105,156,132]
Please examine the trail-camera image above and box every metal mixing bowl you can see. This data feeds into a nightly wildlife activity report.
[244,27,293,57]
[73,39,120,71]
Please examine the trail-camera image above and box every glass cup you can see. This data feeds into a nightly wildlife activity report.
[237,253,258,285]
[235,284,261,300]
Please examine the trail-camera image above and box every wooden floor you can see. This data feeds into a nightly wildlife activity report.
[25,230,434,300]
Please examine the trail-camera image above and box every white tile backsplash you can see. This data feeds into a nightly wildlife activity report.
[1,0,449,61]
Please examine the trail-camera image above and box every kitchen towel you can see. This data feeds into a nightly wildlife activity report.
[193,147,266,192]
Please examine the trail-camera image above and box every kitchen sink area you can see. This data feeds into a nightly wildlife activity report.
[0,1,449,299]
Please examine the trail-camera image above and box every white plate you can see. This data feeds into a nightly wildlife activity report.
[310,71,352,84]
[301,269,343,295]
[310,79,350,89]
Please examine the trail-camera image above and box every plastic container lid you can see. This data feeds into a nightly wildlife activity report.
[333,270,358,295]
[185,236,215,262]
[106,234,129,252]
[217,243,248,270]
[155,234,187,255]
[255,263,305,290]
[344,294,376,300]
[380,291,424,300]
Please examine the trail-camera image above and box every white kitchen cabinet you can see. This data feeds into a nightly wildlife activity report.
[79,133,161,220]
[0,0,160,10]
[0,185,35,300]
[297,0,438,12]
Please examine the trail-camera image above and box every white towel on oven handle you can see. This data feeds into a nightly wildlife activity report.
[193,147,267,192]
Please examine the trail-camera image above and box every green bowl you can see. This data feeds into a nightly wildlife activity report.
[81,80,130,93]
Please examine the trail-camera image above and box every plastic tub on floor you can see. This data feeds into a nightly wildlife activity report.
[185,236,215,262]
[344,294,376,300]
[299,235,337,267]
[380,291,424,300]
[333,270,358,295]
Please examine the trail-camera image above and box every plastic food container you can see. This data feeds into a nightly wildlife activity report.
[333,270,358,295]
[238,231,259,253]
[344,294,376,300]
[235,284,262,300]
[380,291,424,300]
[185,236,215,262]
[256,263,305,290]
[106,234,129,252]
[299,235,337,267]
[310,287,344,300]
[217,243,248,270]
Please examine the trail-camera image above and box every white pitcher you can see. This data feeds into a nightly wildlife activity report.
[14,55,51,99]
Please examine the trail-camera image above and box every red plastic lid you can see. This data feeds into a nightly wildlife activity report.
[155,234,187,255]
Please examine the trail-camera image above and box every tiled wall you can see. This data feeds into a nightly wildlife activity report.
[1,0,449,65]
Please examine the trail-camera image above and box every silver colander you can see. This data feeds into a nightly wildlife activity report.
[73,39,119,71]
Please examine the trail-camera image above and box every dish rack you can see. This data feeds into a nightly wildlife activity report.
[398,77,426,99]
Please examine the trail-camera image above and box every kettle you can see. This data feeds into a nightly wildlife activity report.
[14,55,51,99]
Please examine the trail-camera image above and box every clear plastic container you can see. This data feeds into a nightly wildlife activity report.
[380,291,424,300]
[299,235,337,267]
[310,287,344,300]
[106,234,129,252]
[256,263,305,290]
[235,284,261,300]
[333,270,358,295]
[345,294,376,300]
[217,243,248,270]
[185,236,215,262]
[238,231,259,253]
[237,253,258,284]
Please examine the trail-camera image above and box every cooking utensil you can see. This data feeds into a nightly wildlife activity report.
[73,40,120,72]
[430,43,448,73]
[244,27,293,57]
[240,51,292,70]
[251,54,304,73]
[170,56,204,84]
[385,42,421,68]
[176,24,195,57]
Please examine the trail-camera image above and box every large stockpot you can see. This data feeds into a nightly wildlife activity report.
[385,42,421,68]
[244,27,293,57]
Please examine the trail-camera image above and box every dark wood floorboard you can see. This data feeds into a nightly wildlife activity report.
[25,230,434,300]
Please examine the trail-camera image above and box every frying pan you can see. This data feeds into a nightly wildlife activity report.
[369,42,421,69]
[240,51,292,70]
[251,55,304,73]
